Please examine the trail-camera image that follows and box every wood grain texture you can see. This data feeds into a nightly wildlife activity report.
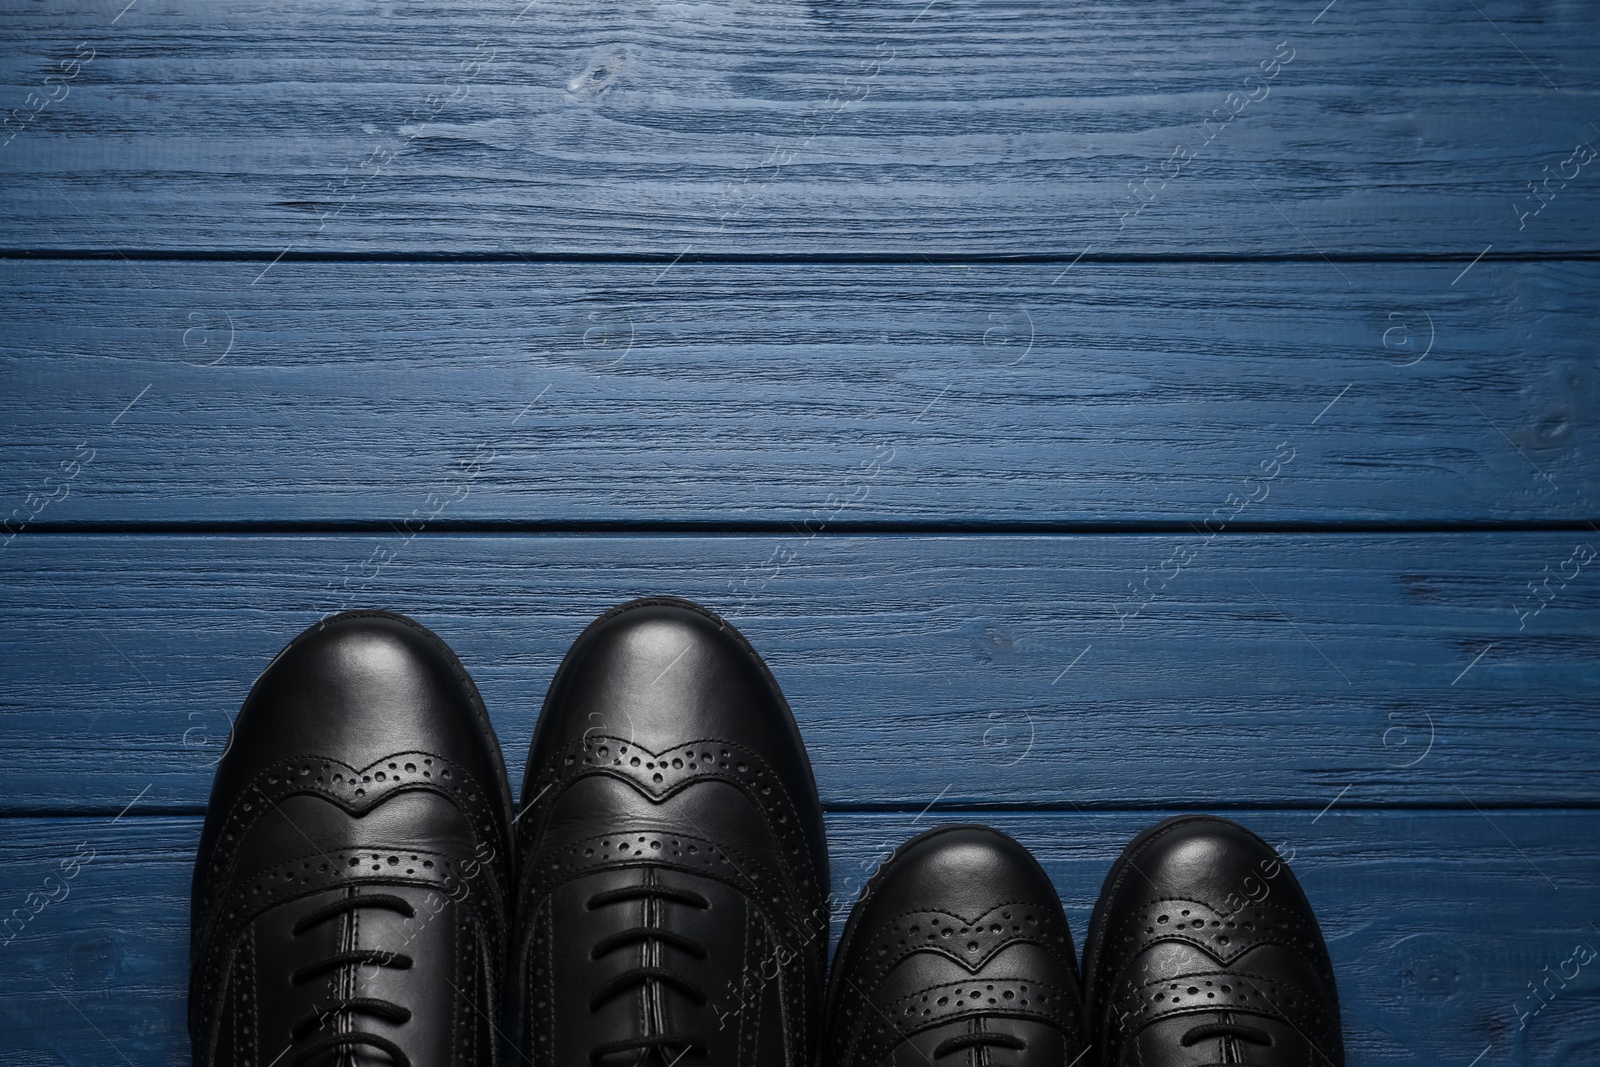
[2,532,1595,811]
[2,0,1598,254]
[2,260,1595,526]
[1,810,1594,1066]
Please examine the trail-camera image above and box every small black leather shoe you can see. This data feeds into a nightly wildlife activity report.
[825,824,1088,1066]
[1082,815,1344,1066]
[189,611,514,1067]
[510,597,829,1065]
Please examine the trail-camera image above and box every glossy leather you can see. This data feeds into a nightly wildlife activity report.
[825,825,1088,1067]
[189,611,514,1067]
[1082,816,1344,1067]
[510,597,829,1066]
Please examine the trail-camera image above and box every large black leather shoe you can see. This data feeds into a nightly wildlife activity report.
[510,597,830,1066]
[189,611,514,1067]
[1082,815,1343,1066]
[825,825,1088,1066]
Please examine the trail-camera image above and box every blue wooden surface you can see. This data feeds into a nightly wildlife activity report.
[2,261,1597,526]
[2,0,1600,254]
[1,1,1597,1065]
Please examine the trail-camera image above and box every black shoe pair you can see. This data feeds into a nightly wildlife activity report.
[827,820,1344,1066]
[189,598,1342,1067]
[190,598,826,1067]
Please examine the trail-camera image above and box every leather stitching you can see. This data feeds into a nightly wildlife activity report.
[451,905,465,1067]
[1093,895,1323,1006]
[1112,967,1337,1048]
[735,896,753,1066]
[195,749,503,943]
[851,900,1076,985]
[193,749,507,967]
[214,845,503,935]
[1112,896,1310,959]
[521,734,818,912]
[841,976,1075,1065]
[525,828,791,937]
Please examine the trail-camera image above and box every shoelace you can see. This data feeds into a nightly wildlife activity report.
[585,881,712,1064]
[288,892,417,1067]
[933,1032,1027,1057]
[1180,1020,1273,1047]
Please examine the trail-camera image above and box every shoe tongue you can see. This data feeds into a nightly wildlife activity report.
[540,772,779,868]
[215,790,493,955]
[250,883,468,1067]
[548,865,740,1066]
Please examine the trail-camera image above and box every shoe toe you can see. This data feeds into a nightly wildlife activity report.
[527,597,799,755]
[1117,815,1292,910]
[231,612,496,767]
[858,824,1061,922]
[826,825,1087,1066]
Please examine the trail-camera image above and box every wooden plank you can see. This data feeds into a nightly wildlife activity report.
[0,810,1593,1065]
[2,0,1598,254]
[2,532,1595,811]
[2,260,1595,526]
